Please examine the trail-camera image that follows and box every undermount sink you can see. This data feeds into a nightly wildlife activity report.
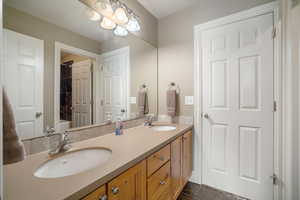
[34,148,112,178]
[151,125,176,132]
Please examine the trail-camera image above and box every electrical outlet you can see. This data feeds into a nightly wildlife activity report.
[185,96,194,105]
[130,97,136,104]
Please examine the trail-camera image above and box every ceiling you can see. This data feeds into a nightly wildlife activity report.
[4,0,114,42]
[137,0,199,19]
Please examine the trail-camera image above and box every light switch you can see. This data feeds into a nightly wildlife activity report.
[185,96,194,105]
[130,97,136,104]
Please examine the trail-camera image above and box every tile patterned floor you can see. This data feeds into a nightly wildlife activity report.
[177,182,249,200]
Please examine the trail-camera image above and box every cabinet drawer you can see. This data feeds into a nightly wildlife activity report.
[82,185,107,200]
[147,161,171,200]
[147,144,170,176]
[107,160,146,200]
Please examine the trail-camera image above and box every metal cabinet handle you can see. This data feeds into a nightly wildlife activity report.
[99,194,108,200]
[159,180,166,185]
[111,187,119,195]
[159,174,169,185]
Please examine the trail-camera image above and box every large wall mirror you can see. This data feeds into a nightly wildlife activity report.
[3,0,158,140]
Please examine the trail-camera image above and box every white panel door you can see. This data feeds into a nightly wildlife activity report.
[72,60,92,128]
[201,13,274,200]
[101,47,129,121]
[3,29,44,139]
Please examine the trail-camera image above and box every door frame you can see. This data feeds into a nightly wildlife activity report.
[193,2,282,199]
[99,46,131,121]
[54,42,99,130]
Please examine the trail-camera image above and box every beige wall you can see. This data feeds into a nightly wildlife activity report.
[3,6,103,128]
[158,0,274,118]
[100,35,158,116]
[284,1,300,199]
[123,0,158,47]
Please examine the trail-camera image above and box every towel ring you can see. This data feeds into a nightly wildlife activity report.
[168,82,180,94]
[139,84,148,91]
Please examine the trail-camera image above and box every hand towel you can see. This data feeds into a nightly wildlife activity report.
[138,88,149,116]
[3,88,25,165]
[167,89,176,117]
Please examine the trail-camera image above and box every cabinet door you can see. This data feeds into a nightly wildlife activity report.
[82,185,107,200]
[147,161,171,200]
[171,136,183,199]
[182,131,193,185]
[108,160,147,200]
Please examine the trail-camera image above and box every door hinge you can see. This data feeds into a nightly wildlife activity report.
[101,66,104,71]
[271,173,278,185]
[272,28,277,39]
[273,101,277,112]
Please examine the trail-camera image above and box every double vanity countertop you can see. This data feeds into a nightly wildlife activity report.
[4,123,193,200]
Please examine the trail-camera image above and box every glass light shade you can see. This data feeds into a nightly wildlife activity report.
[100,17,116,30]
[114,25,128,37]
[113,8,128,24]
[126,16,140,32]
[86,8,101,21]
[95,0,114,17]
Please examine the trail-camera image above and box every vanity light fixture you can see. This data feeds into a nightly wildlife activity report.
[113,7,129,24]
[114,25,128,36]
[101,17,116,29]
[86,8,102,21]
[79,0,141,37]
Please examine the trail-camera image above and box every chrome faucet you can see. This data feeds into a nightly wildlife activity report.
[144,115,154,127]
[47,131,71,156]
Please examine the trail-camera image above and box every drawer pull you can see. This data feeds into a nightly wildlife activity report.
[99,195,108,200]
[159,180,166,185]
[154,155,165,161]
[111,187,119,195]
[159,174,169,185]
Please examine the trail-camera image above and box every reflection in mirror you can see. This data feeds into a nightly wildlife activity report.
[3,0,157,140]
[60,52,95,129]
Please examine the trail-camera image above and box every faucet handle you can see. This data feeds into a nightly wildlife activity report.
[63,131,71,143]
[45,127,56,136]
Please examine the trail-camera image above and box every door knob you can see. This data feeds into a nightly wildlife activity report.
[35,112,43,118]
[121,109,126,113]
[203,113,209,119]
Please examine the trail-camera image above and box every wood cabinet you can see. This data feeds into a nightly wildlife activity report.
[182,131,193,184]
[147,144,170,177]
[81,130,192,200]
[170,137,183,199]
[83,185,107,200]
[107,160,147,200]
[147,161,171,200]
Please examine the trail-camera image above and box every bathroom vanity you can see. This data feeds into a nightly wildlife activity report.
[4,124,193,200]
[84,129,192,200]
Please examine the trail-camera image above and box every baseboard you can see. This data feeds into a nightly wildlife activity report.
[189,170,201,184]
